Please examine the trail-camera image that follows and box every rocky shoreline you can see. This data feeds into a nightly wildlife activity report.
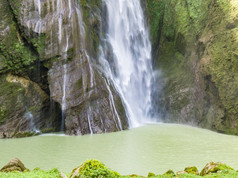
[0,158,238,178]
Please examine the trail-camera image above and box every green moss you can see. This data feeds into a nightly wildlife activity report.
[200,162,234,176]
[121,175,145,178]
[163,170,175,177]
[146,0,165,47]
[13,131,41,138]
[70,159,120,178]
[30,35,46,58]
[0,168,61,178]
[197,0,238,134]
[1,160,238,178]
[148,172,156,177]
[8,0,22,17]
[0,0,41,74]
[146,0,238,134]
[0,33,37,74]
[43,56,60,69]
[40,127,56,133]
[184,167,199,175]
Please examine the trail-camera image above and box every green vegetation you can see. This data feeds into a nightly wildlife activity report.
[0,1,37,74]
[146,0,165,48]
[0,160,237,178]
[0,41,37,72]
[70,159,120,178]
[2,170,238,178]
[30,35,46,58]
[0,0,46,75]
[163,170,175,177]
[184,167,199,175]
[0,168,61,178]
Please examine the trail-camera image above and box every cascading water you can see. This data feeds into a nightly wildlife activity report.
[23,110,40,133]
[100,0,154,127]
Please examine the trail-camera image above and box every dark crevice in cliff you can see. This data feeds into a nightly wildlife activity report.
[27,61,50,95]
[48,101,63,132]
[152,8,164,68]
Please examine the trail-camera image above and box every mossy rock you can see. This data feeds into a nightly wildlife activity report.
[12,131,40,138]
[0,158,28,173]
[200,162,234,176]
[70,159,120,178]
[176,170,187,176]
[184,166,199,175]
[125,174,145,178]
[33,167,41,171]
[163,169,175,177]
[147,172,156,177]
[0,168,61,177]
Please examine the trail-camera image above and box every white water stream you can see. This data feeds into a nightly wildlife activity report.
[101,0,154,128]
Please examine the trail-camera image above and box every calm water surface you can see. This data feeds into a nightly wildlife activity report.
[1,124,238,175]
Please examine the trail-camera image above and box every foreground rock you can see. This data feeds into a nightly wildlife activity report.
[163,169,175,176]
[200,162,234,176]
[70,159,120,178]
[184,166,199,175]
[0,158,28,172]
[0,159,237,177]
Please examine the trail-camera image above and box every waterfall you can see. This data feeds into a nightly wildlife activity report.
[100,0,154,127]
[20,0,153,133]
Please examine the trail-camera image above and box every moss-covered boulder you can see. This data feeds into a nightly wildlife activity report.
[163,169,175,177]
[0,158,28,172]
[184,166,199,175]
[200,162,234,176]
[147,172,156,177]
[125,174,145,177]
[176,170,187,176]
[70,159,120,178]
[0,168,62,177]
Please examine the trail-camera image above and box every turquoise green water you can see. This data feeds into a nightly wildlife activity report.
[1,124,238,176]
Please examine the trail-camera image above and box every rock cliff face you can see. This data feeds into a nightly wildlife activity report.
[147,0,238,134]
[0,0,128,137]
[1,0,238,137]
